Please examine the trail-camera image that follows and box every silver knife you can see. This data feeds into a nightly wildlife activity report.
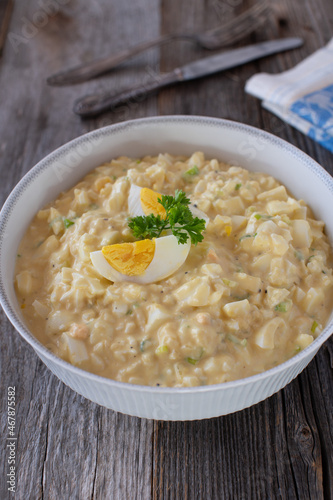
[74,38,303,117]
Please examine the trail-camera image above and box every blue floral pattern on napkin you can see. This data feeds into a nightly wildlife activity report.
[290,84,333,152]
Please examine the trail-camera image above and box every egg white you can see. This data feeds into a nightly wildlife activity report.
[90,235,191,284]
[189,204,210,226]
[128,184,209,225]
[128,184,146,217]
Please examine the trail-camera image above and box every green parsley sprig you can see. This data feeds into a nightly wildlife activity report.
[128,190,205,245]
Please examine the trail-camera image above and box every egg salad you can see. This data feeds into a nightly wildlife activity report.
[14,152,333,387]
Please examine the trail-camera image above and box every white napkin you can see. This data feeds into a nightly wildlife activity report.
[245,39,333,153]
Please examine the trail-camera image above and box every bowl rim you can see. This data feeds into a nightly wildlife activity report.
[0,114,332,395]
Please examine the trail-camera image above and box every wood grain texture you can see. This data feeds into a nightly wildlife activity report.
[0,0,332,499]
[0,0,13,55]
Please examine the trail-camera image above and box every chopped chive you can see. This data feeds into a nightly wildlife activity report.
[311,320,318,333]
[136,159,141,164]
[294,346,301,354]
[126,308,133,316]
[294,250,304,261]
[254,214,273,220]
[185,165,199,176]
[235,183,242,191]
[227,333,247,346]
[36,240,44,248]
[140,339,151,352]
[308,255,315,262]
[140,340,146,352]
[183,166,199,181]
[186,347,204,365]
[156,345,168,355]
[274,301,291,313]
[239,233,257,241]
[63,218,74,229]
[17,254,22,258]
[186,357,199,365]
[275,302,287,312]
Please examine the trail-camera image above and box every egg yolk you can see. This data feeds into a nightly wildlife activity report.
[140,188,166,218]
[101,239,155,276]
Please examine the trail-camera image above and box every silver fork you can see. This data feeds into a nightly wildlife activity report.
[47,1,270,86]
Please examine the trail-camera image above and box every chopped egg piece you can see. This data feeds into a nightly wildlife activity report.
[128,185,166,218]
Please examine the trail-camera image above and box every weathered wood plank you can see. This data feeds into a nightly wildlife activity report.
[152,341,332,500]
[0,0,13,56]
[0,0,332,499]
[152,0,333,499]
[0,0,159,498]
[304,340,333,495]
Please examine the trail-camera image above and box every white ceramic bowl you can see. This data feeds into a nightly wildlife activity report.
[1,116,332,420]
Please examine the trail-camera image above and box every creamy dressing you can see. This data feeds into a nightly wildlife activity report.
[15,152,333,387]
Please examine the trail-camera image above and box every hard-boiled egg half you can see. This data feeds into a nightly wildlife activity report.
[90,184,205,284]
[128,184,166,218]
[90,235,191,284]
[128,184,209,225]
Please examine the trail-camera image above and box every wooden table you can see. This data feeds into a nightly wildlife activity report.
[1,0,332,498]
